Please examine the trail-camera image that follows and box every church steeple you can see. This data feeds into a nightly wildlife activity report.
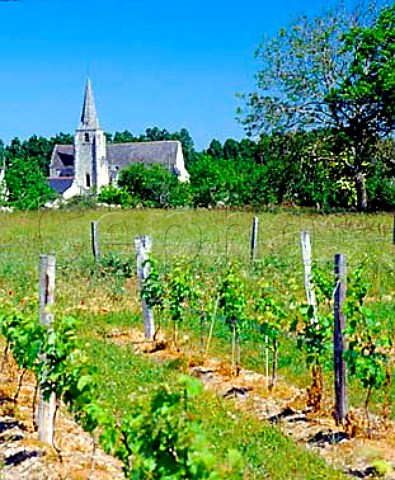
[74,78,108,193]
[80,78,99,129]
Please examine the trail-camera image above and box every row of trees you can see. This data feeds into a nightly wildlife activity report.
[1,129,394,211]
[97,133,393,211]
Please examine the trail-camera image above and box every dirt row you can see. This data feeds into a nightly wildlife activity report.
[1,326,395,479]
[0,368,123,480]
[121,327,395,479]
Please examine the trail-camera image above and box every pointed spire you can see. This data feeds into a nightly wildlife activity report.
[80,78,99,129]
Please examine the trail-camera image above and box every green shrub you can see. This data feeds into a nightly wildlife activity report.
[5,157,56,210]
[119,163,191,208]
[98,252,135,279]
[98,185,134,207]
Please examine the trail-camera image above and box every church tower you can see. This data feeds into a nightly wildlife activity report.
[74,79,109,193]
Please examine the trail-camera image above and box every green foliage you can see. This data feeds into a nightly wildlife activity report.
[165,259,194,342]
[4,133,73,175]
[207,139,224,160]
[142,257,164,310]
[366,157,395,211]
[0,307,97,433]
[371,459,393,477]
[2,123,394,211]
[60,192,97,210]
[293,266,333,368]
[344,268,393,416]
[99,127,394,212]
[0,309,44,372]
[239,3,355,135]
[291,265,333,409]
[81,326,342,480]
[97,185,134,207]
[345,307,390,390]
[329,4,395,142]
[119,163,191,208]
[188,154,268,207]
[253,281,287,389]
[218,264,247,372]
[98,253,135,279]
[239,1,395,210]
[35,316,90,402]
[254,281,286,342]
[107,377,227,479]
[295,304,332,368]
[218,264,246,331]
[4,157,56,210]
[223,139,240,160]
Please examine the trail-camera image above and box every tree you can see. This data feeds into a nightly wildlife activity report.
[4,157,56,210]
[4,133,73,176]
[175,127,195,165]
[0,139,4,166]
[207,139,224,160]
[118,163,191,207]
[239,1,395,210]
[51,132,74,146]
[223,138,240,160]
[326,4,395,210]
[112,130,137,143]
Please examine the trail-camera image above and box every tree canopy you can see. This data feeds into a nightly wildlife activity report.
[239,1,395,210]
[5,157,55,210]
[3,133,73,175]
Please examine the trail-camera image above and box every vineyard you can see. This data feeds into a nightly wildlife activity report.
[0,208,395,479]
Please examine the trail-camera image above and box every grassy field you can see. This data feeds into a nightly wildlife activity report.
[0,207,394,477]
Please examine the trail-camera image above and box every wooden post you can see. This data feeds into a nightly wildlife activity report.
[91,221,100,262]
[300,231,318,323]
[250,216,258,262]
[334,253,348,424]
[38,255,56,446]
[135,236,155,340]
[393,211,395,245]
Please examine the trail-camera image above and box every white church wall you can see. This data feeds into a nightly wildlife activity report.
[174,142,190,182]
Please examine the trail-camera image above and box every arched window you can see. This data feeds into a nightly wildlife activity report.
[84,133,90,142]
[86,173,91,188]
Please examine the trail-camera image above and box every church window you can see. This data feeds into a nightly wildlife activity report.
[86,173,91,188]
[84,133,90,142]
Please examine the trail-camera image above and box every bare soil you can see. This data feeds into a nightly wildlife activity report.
[1,325,395,479]
[108,326,395,479]
[0,366,123,480]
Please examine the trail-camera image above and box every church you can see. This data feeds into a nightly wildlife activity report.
[49,80,189,199]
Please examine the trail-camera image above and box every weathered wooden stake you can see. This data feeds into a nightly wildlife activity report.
[334,253,348,424]
[393,211,395,245]
[135,236,155,340]
[300,231,318,323]
[38,254,56,446]
[91,221,100,262]
[250,216,258,262]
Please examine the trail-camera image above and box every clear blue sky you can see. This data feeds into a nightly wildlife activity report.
[0,0,360,150]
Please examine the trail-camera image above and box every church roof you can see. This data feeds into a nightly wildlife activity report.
[79,78,99,129]
[48,177,74,194]
[50,144,74,170]
[51,141,180,171]
[107,141,180,170]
